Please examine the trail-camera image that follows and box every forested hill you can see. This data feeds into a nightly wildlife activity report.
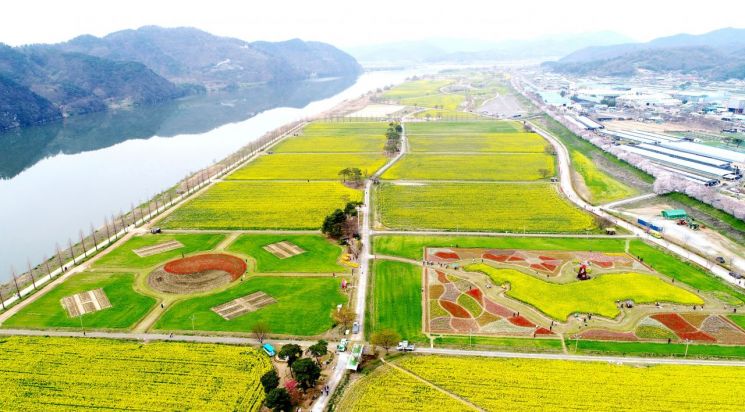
[56,26,362,89]
[0,26,362,131]
[543,28,745,80]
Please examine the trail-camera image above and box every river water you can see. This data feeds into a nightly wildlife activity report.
[0,70,417,280]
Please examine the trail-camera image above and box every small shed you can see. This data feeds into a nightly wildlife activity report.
[661,209,687,219]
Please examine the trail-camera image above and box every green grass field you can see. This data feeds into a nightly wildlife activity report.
[406,121,521,134]
[729,315,745,329]
[162,181,362,230]
[400,94,465,111]
[572,339,745,359]
[273,121,387,153]
[94,233,224,269]
[373,235,628,260]
[629,240,745,305]
[3,272,156,330]
[376,182,596,232]
[227,234,346,273]
[227,153,387,180]
[412,109,481,120]
[382,79,454,99]
[433,335,563,352]
[572,150,637,203]
[369,260,424,341]
[0,336,270,411]
[407,132,547,153]
[467,264,703,320]
[154,276,347,336]
[381,153,554,181]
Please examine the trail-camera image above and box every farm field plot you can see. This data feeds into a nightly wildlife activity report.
[272,121,387,153]
[94,233,224,269]
[467,263,703,320]
[3,272,155,330]
[162,181,362,230]
[381,153,554,181]
[408,132,547,153]
[227,234,347,273]
[369,260,424,341]
[154,275,347,336]
[572,151,637,203]
[227,153,387,180]
[387,355,745,411]
[381,79,454,99]
[373,235,627,260]
[400,94,465,111]
[412,109,481,120]
[335,364,470,412]
[406,121,521,134]
[0,336,270,411]
[376,182,596,232]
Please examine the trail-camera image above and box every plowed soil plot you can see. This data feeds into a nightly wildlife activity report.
[148,254,247,294]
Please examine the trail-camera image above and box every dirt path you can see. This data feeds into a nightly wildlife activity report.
[216,232,240,250]
[381,359,483,411]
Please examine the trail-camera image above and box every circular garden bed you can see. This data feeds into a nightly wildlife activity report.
[147,254,247,294]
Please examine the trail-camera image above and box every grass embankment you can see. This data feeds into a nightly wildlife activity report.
[227,234,346,273]
[466,263,702,320]
[368,260,425,342]
[376,182,597,233]
[94,233,225,269]
[3,272,155,330]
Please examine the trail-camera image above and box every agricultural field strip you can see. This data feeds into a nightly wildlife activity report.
[2,328,744,366]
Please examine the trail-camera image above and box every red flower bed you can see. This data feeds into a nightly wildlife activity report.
[530,263,545,271]
[652,313,697,334]
[534,327,554,336]
[508,315,535,327]
[484,299,512,317]
[578,329,638,341]
[678,331,716,342]
[435,251,460,260]
[541,263,557,272]
[538,255,557,261]
[164,254,246,280]
[483,253,508,262]
[440,300,471,318]
[466,288,483,302]
[436,271,450,284]
[451,318,479,333]
[507,255,525,262]
[591,260,613,268]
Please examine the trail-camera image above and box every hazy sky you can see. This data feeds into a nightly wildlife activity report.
[2,0,744,47]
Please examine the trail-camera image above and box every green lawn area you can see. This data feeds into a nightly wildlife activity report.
[382,79,453,99]
[161,181,362,230]
[407,132,547,153]
[730,315,745,329]
[433,335,563,352]
[154,276,347,336]
[381,153,554,181]
[629,240,745,305]
[94,233,224,269]
[3,272,156,330]
[227,234,346,273]
[273,121,387,153]
[535,115,645,204]
[572,339,745,359]
[376,182,596,233]
[369,260,424,342]
[400,94,465,111]
[467,263,703,320]
[406,120,521,134]
[373,235,628,260]
[227,153,387,180]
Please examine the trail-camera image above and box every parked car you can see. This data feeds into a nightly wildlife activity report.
[352,321,360,334]
[397,341,416,351]
[715,256,726,264]
[262,343,276,357]
[150,227,161,234]
[337,338,348,352]
[729,271,743,280]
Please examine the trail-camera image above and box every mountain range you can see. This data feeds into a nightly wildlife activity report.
[543,27,745,79]
[346,32,633,63]
[0,26,362,131]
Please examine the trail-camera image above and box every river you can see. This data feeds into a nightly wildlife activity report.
[0,70,418,280]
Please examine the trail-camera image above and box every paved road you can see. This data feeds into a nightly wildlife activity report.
[527,121,742,289]
[600,193,657,209]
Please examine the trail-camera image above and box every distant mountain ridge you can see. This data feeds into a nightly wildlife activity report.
[544,27,745,79]
[347,32,633,63]
[0,26,362,131]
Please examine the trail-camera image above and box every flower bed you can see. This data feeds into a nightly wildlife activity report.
[164,254,246,280]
